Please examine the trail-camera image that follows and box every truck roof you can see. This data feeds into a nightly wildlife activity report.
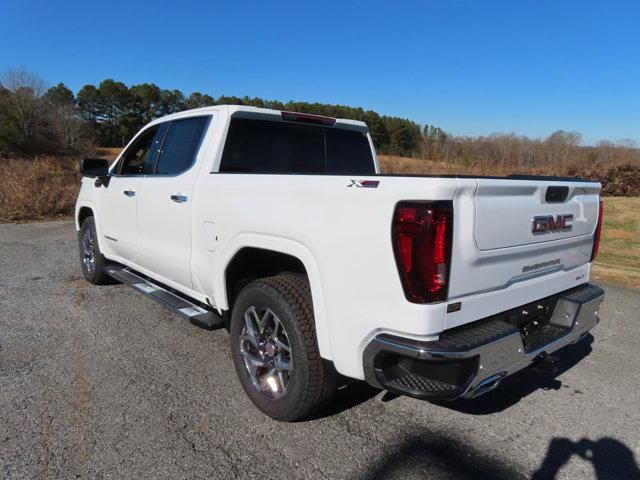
[148,104,369,130]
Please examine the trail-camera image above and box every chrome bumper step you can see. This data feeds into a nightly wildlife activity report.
[106,266,223,330]
[363,284,605,401]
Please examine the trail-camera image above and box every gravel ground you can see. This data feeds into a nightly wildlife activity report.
[1,220,639,480]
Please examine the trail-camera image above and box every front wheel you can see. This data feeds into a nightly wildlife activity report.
[230,275,336,421]
[78,216,109,285]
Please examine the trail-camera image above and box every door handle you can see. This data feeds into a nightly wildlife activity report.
[124,190,136,197]
[170,194,188,203]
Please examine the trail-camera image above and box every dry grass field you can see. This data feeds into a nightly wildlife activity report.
[94,147,123,162]
[0,149,119,222]
[377,154,591,177]
[0,153,637,288]
[0,156,80,221]
[378,155,537,176]
[591,197,640,288]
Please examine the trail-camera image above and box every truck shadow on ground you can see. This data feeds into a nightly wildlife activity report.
[313,334,595,420]
[355,432,524,479]
[309,380,381,419]
[443,334,595,415]
[354,433,640,480]
[532,436,640,480]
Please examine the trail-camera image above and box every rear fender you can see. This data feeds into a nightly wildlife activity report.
[217,233,331,360]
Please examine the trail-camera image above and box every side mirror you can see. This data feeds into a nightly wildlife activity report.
[80,158,109,177]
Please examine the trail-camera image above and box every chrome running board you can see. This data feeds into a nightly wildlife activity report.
[106,266,223,330]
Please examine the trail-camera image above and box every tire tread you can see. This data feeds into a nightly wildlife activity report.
[241,274,336,421]
[79,216,110,285]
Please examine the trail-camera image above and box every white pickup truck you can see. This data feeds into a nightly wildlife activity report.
[76,105,605,421]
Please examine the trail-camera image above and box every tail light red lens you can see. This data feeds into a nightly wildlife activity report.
[392,202,453,303]
[591,200,604,261]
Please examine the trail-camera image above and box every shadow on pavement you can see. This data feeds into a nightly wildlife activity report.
[309,380,380,420]
[355,432,523,479]
[442,334,594,415]
[532,437,640,479]
[312,334,595,420]
[352,433,639,480]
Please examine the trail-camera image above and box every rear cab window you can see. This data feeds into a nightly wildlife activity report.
[220,117,375,175]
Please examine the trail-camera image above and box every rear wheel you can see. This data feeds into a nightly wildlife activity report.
[230,274,336,421]
[78,216,109,285]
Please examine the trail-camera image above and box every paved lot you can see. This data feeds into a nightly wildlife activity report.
[1,220,639,480]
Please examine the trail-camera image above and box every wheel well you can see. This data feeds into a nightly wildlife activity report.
[78,207,94,227]
[225,247,307,312]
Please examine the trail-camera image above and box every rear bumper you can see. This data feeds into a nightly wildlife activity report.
[363,284,604,400]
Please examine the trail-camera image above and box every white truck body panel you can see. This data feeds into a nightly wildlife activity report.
[76,105,602,381]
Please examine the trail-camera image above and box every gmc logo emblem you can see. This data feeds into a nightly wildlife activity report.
[532,214,573,234]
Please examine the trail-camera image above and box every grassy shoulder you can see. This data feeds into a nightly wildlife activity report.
[591,197,640,289]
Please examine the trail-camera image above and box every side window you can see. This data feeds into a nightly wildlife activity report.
[117,125,164,175]
[153,117,209,175]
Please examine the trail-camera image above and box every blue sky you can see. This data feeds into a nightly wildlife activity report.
[1,0,638,145]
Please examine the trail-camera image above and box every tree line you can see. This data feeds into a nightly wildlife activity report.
[0,68,638,172]
[420,126,639,172]
[0,69,422,156]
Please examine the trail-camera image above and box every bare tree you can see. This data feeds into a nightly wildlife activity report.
[46,103,92,154]
[492,132,517,168]
[0,68,47,148]
[42,82,92,154]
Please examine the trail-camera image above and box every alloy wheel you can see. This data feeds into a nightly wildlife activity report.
[239,306,293,399]
[82,228,96,274]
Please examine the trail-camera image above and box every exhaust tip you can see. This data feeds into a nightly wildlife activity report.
[469,373,504,397]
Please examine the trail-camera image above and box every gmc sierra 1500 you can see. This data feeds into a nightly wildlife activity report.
[76,105,604,421]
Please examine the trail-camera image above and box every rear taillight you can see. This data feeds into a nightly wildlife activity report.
[392,202,453,303]
[591,200,604,261]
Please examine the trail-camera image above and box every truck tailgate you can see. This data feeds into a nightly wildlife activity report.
[448,178,601,301]
[475,180,599,250]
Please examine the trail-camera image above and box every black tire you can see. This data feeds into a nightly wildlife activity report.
[230,274,336,421]
[78,216,110,285]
